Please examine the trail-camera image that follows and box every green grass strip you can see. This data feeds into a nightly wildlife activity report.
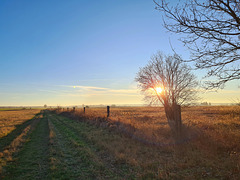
[48,113,117,179]
[49,112,136,179]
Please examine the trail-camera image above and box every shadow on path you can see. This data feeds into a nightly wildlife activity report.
[0,113,41,151]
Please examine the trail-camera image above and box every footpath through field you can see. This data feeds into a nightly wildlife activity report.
[1,108,240,179]
[1,110,136,179]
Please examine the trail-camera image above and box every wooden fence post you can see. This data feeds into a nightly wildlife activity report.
[107,106,110,117]
[73,107,75,111]
[84,107,85,114]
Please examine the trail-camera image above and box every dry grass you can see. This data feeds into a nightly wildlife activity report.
[2,107,238,178]
[67,107,172,144]
[56,105,240,179]
[0,118,40,174]
[0,109,42,174]
[62,106,240,145]
[0,109,41,138]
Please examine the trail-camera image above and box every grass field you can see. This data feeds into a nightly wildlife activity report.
[0,106,239,179]
[0,109,42,139]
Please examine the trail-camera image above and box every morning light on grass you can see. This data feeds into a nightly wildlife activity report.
[0,0,240,179]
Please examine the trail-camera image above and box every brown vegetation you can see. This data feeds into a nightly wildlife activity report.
[54,105,240,178]
[1,107,239,178]
[0,109,41,174]
[0,109,41,138]
[57,106,240,146]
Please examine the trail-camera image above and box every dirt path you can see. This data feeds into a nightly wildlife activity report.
[1,111,135,179]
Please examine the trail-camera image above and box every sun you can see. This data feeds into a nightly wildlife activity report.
[155,87,163,94]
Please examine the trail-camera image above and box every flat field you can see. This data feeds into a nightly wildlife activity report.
[0,109,41,138]
[0,106,239,179]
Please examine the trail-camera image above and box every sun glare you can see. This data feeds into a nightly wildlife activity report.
[155,87,163,94]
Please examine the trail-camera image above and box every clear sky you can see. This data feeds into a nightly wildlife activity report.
[0,0,239,106]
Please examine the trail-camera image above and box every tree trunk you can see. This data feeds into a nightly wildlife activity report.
[164,104,182,137]
[174,104,182,136]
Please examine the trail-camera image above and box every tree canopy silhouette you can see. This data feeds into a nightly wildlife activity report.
[154,0,240,89]
[136,52,198,135]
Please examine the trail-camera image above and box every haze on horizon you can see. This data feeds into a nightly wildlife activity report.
[0,0,239,106]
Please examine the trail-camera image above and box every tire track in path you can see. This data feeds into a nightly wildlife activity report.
[51,113,135,179]
[48,112,118,179]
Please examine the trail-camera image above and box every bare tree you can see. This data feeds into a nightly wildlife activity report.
[136,52,198,135]
[154,0,240,89]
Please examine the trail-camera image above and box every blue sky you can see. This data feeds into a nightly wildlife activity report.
[0,0,239,106]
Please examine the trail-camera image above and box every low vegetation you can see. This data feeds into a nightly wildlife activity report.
[0,109,41,138]
[56,106,240,179]
[0,106,239,179]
